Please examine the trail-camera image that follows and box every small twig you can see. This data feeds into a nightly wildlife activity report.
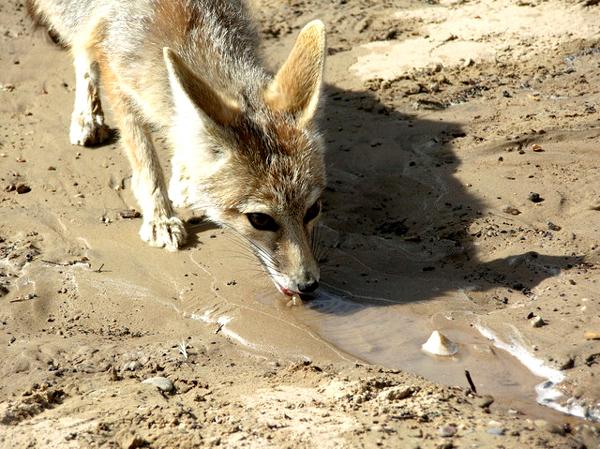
[42,258,92,268]
[465,369,477,394]
[215,323,224,334]
[95,263,105,273]
[41,259,71,267]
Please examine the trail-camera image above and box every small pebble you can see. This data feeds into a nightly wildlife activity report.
[530,316,546,328]
[475,395,495,408]
[142,376,174,393]
[438,424,457,437]
[16,184,31,194]
[378,386,414,401]
[123,361,142,371]
[531,144,544,152]
[119,209,141,219]
[286,294,302,307]
[487,427,506,436]
[528,192,544,203]
[547,222,561,231]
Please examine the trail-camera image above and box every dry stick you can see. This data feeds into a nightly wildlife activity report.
[95,263,105,273]
[215,323,224,334]
[465,369,477,394]
[41,259,71,266]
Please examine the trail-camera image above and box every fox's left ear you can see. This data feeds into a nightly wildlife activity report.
[264,20,326,127]
[163,47,240,128]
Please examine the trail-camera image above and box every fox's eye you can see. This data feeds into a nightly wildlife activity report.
[304,201,321,224]
[246,213,279,232]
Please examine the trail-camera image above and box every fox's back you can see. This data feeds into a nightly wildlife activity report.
[107,2,262,86]
[31,0,266,123]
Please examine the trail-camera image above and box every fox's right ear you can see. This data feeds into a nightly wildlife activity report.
[163,47,240,127]
[264,20,326,127]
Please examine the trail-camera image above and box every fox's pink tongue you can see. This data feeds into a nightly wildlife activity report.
[277,285,297,297]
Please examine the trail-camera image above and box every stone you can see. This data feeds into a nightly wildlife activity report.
[438,424,457,437]
[528,192,544,203]
[422,331,458,356]
[142,376,174,393]
[475,395,494,408]
[530,316,546,328]
[378,386,414,401]
[123,361,142,371]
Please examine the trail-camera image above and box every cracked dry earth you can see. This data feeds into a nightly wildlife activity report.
[2,0,600,448]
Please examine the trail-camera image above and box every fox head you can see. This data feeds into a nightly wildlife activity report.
[164,21,327,296]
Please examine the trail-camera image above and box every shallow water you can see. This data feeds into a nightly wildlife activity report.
[289,285,578,423]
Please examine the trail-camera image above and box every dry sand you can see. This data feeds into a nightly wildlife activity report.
[1,0,600,447]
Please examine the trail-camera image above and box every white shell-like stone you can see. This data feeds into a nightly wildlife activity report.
[421,330,458,356]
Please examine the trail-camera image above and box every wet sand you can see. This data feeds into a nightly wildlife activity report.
[1,0,600,447]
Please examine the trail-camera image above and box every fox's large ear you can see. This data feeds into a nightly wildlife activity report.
[264,20,326,127]
[163,47,240,127]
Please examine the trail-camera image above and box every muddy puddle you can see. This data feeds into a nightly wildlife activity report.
[290,284,574,423]
[50,201,592,425]
[239,222,593,425]
[54,217,575,423]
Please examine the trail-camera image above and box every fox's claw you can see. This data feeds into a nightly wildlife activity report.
[139,216,187,251]
[69,113,111,147]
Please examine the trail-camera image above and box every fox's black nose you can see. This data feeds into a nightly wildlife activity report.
[298,280,319,293]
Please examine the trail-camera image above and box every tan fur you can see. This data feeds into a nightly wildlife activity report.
[28,0,327,294]
[264,21,325,126]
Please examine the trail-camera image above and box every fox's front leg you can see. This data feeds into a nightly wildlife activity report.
[69,45,111,146]
[109,91,187,250]
[168,158,192,209]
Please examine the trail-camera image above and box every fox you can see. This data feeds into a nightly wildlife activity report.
[27,0,327,296]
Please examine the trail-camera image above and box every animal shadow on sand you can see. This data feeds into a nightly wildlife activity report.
[310,83,583,313]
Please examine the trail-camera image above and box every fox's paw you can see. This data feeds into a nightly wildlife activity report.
[139,216,187,252]
[69,113,111,147]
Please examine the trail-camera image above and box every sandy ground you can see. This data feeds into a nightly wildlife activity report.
[1,0,600,447]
